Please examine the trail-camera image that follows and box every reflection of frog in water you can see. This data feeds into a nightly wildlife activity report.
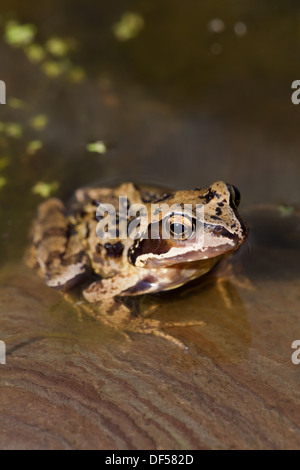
[27,181,248,347]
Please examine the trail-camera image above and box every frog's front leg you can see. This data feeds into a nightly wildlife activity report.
[32,198,90,289]
[83,272,142,302]
[83,275,205,350]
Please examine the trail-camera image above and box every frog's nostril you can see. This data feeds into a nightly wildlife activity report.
[210,224,238,240]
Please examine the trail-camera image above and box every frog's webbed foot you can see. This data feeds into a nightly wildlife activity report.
[81,286,205,349]
[217,260,255,292]
[126,317,205,349]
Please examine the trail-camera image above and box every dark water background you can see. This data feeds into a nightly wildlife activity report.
[0,1,299,263]
[0,0,300,449]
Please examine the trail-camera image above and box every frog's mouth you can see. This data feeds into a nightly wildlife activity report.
[129,222,248,268]
[132,242,242,268]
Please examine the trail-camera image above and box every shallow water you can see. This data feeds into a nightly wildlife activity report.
[0,0,300,449]
[1,205,300,449]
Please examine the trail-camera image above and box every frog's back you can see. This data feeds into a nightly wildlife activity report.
[67,182,173,279]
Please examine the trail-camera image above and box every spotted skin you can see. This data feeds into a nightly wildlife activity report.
[28,181,248,300]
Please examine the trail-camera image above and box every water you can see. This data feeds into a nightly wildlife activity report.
[0,0,300,449]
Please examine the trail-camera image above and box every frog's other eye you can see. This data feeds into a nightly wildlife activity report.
[163,213,195,240]
[226,184,241,209]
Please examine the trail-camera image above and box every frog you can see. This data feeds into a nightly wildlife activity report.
[26,181,248,347]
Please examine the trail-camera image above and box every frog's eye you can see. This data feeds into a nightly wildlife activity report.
[170,222,186,237]
[164,213,195,240]
[226,184,241,209]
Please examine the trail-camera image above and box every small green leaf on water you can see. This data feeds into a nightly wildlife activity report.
[27,140,43,155]
[8,97,26,109]
[30,114,48,130]
[5,21,37,47]
[0,156,11,170]
[42,60,70,78]
[86,141,107,154]
[278,205,295,217]
[5,122,22,138]
[0,176,7,189]
[25,43,46,62]
[46,37,69,57]
[32,181,59,198]
[113,12,144,41]
[68,66,86,83]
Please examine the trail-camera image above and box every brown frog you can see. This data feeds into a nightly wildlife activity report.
[27,181,248,346]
